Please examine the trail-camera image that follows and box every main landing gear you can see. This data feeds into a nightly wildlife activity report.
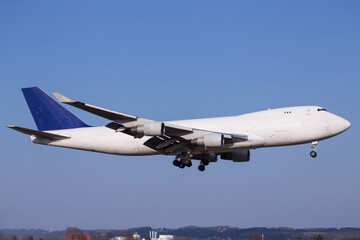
[173,153,210,172]
[173,153,192,168]
[310,141,318,158]
[198,159,209,172]
[173,159,190,168]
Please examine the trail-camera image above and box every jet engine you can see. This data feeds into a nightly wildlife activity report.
[220,150,250,162]
[132,122,165,136]
[191,153,218,162]
[191,134,224,148]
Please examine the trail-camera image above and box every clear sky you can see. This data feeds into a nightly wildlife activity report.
[1,0,359,230]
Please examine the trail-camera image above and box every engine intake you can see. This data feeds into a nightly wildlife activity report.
[220,150,250,162]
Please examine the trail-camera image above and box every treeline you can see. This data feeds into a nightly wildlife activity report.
[0,237,59,240]
[0,227,133,240]
[2,227,360,240]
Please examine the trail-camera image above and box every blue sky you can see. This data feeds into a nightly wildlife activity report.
[1,0,359,230]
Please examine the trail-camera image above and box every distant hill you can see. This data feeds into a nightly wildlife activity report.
[1,226,360,240]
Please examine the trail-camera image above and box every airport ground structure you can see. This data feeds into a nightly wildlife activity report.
[1,227,360,240]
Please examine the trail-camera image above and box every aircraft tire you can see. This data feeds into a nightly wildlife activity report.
[201,160,209,166]
[310,151,317,158]
[198,165,205,171]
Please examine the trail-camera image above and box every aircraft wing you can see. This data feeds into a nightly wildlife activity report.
[53,92,141,124]
[53,92,247,153]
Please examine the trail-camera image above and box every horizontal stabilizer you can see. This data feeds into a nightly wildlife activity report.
[6,126,70,140]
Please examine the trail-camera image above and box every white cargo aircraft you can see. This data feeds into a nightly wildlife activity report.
[7,87,351,171]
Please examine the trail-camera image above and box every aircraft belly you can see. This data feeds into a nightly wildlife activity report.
[117,141,158,156]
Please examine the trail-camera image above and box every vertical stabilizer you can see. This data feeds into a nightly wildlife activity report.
[22,87,89,131]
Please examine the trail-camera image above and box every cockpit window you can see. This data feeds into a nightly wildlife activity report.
[317,108,327,111]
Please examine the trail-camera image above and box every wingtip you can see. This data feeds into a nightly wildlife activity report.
[53,92,75,103]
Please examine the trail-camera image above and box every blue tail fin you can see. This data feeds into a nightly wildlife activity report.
[22,87,89,131]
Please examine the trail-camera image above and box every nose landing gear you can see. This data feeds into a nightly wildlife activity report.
[310,141,318,158]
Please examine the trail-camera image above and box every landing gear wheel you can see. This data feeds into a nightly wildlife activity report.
[179,163,185,169]
[173,160,180,167]
[201,160,209,166]
[186,161,192,167]
[198,165,205,172]
[310,151,317,158]
[310,141,318,158]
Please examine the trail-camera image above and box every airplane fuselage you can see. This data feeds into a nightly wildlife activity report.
[33,106,350,156]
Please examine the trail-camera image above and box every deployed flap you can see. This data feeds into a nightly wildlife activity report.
[6,125,70,140]
[53,92,138,123]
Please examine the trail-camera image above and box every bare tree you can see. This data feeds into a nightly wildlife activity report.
[105,232,114,240]
[66,227,86,240]
[316,235,324,240]
[123,232,133,240]
[174,237,196,240]
[247,234,269,240]
[89,231,102,240]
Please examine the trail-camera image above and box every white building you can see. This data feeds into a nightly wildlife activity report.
[109,233,140,240]
[149,231,173,240]
[133,233,140,240]
[110,237,126,240]
[158,235,173,240]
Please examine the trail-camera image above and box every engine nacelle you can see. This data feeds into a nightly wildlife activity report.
[132,122,165,136]
[220,150,250,162]
[191,134,224,148]
[191,153,218,162]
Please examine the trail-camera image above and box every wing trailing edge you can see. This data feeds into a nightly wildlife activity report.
[53,92,138,123]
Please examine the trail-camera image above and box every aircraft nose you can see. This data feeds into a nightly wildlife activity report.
[344,119,351,130]
[328,114,350,135]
